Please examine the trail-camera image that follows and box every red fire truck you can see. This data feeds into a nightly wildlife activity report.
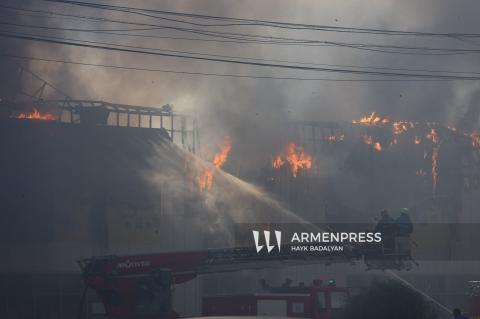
[202,279,349,319]
[77,238,412,318]
[468,280,480,319]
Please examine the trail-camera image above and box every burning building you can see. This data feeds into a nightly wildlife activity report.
[3,96,480,317]
[2,60,480,319]
[263,113,480,222]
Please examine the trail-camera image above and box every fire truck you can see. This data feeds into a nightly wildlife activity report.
[468,281,480,319]
[202,279,349,319]
[77,237,413,318]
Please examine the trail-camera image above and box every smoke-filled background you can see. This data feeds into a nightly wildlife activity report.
[1,0,480,169]
[2,1,480,318]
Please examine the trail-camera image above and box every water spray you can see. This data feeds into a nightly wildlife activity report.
[387,270,451,315]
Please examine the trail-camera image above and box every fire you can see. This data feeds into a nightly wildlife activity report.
[212,137,232,168]
[197,136,232,192]
[426,128,438,144]
[431,146,439,194]
[285,143,313,177]
[352,112,389,126]
[471,133,480,148]
[425,129,440,194]
[197,170,213,193]
[272,142,313,177]
[272,155,284,169]
[414,136,421,145]
[392,121,414,135]
[362,135,382,152]
[16,108,55,120]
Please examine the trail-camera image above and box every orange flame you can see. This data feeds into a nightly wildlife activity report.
[16,108,55,120]
[212,137,232,168]
[197,137,232,192]
[426,128,438,144]
[362,135,382,152]
[471,133,480,148]
[272,155,284,169]
[197,170,214,193]
[352,112,389,126]
[272,143,313,177]
[285,143,313,177]
[425,129,440,194]
[432,146,439,194]
[392,121,414,135]
[414,136,421,145]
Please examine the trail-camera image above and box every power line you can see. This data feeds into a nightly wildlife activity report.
[1,5,461,50]
[0,20,169,33]
[3,19,480,56]
[0,29,331,65]
[0,53,454,83]
[0,15,343,45]
[2,31,480,80]
[45,0,480,39]
[0,7,325,46]
[1,5,279,45]
[3,6,341,45]
[5,28,480,76]
[3,4,480,55]
[0,5,268,45]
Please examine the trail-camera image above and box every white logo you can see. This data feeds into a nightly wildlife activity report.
[252,230,282,253]
[116,260,151,269]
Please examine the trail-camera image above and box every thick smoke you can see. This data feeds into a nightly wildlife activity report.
[2,0,480,168]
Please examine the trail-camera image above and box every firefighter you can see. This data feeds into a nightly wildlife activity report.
[374,209,395,255]
[395,208,413,236]
[374,209,394,233]
[453,308,470,319]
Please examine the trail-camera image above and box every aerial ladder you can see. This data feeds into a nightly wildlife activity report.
[77,233,414,319]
